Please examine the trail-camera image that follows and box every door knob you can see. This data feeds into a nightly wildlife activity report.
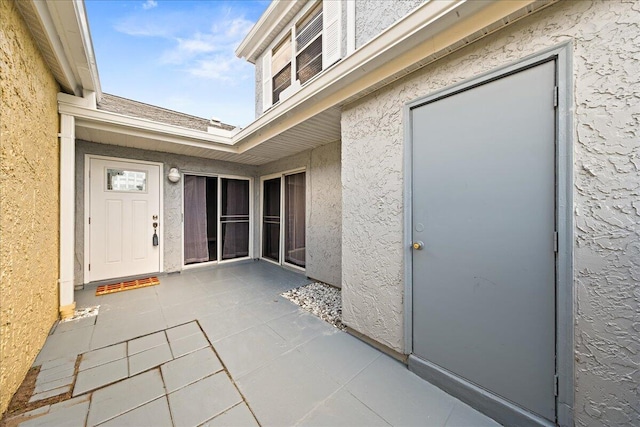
[412,241,424,250]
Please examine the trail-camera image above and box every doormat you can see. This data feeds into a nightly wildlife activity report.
[95,277,159,296]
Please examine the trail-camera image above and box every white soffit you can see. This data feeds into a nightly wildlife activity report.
[17,0,101,98]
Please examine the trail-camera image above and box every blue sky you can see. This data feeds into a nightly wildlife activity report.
[85,0,270,127]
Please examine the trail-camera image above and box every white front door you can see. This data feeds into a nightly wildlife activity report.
[88,157,161,282]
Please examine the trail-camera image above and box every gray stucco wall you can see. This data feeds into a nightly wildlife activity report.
[341,1,639,426]
[258,141,342,287]
[75,141,258,285]
[255,58,263,118]
[354,0,425,49]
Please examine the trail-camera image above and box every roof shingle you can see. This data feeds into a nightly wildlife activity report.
[97,93,237,132]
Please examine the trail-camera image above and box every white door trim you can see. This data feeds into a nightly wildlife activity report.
[84,154,164,283]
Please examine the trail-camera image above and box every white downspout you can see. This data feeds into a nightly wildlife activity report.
[59,113,76,319]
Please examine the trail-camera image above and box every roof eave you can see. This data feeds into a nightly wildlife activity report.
[31,0,102,100]
[235,0,302,63]
[233,0,552,153]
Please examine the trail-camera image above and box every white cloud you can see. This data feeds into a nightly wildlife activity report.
[142,0,157,10]
[158,15,255,82]
[187,56,252,82]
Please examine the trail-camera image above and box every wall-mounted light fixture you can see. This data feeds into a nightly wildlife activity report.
[168,167,181,183]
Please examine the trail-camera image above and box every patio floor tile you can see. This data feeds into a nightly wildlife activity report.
[33,375,74,394]
[266,310,335,347]
[198,306,262,343]
[160,297,219,328]
[29,385,71,403]
[237,349,341,427]
[52,316,96,334]
[38,356,76,371]
[80,343,126,371]
[298,388,391,427]
[128,342,173,376]
[214,324,291,379]
[18,398,89,427]
[243,297,299,323]
[346,355,458,427]
[36,363,75,385]
[167,330,209,358]
[34,327,93,365]
[87,369,165,426]
[166,321,201,341]
[445,402,502,427]
[203,403,259,427]
[73,358,128,396]
[90,311,167,350]
[168,372,242,427]
[161,347,223,393]
[11,261,500,427]
[99,397,173,427]
[127,331,167,356]
[297,330,381,385]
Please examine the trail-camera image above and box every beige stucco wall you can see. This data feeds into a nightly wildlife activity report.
[0,0,61,415]
[341,1,639,425]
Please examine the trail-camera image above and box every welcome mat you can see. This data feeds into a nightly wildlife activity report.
[95,277,160,296]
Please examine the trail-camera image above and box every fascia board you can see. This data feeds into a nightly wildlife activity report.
[75,118,238,153]
[44,0,102,98]
[71,0,102,99]
[31,0,82,95]
[233,0,537,154]
[59,100,236,149]
[235,1,301,63]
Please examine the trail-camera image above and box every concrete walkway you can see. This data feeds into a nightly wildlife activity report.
[8,261,500,426]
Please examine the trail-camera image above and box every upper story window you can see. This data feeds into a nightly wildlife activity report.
[296,3,323,84]
[263,0,342,112]
[272,36,292,104]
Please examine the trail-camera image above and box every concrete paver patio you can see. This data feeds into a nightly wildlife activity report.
[7,261,500,426]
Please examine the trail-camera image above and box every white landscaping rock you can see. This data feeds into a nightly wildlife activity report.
[281,283,345,330]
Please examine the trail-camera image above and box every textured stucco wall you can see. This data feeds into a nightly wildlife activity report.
[354,0,425,49]
[255,58,263,118]
[258,141,342,287]
[0,0,60,415]
[341,1,639,425]
[75,141,257,285]
[308,142,342,286]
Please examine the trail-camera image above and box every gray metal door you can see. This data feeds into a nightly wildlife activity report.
[411,60,556,421]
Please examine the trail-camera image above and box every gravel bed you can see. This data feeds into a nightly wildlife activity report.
[61,305,100,322]
[281,282,346,330]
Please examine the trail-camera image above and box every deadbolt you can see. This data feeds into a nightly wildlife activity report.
[412,241,424,250]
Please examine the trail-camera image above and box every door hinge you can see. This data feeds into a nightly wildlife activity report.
[553,86,559,108]
[88,264,91,271]
[554,374,559,396]
[554,231,559,253]
[89,217,91,225]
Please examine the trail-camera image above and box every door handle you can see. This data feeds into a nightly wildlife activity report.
[152,222,159,246]
[412,241,424,250]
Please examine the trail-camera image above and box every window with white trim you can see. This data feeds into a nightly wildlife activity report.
[296,3,323,84]
[263,0,342,110]
[271,35,292,104]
